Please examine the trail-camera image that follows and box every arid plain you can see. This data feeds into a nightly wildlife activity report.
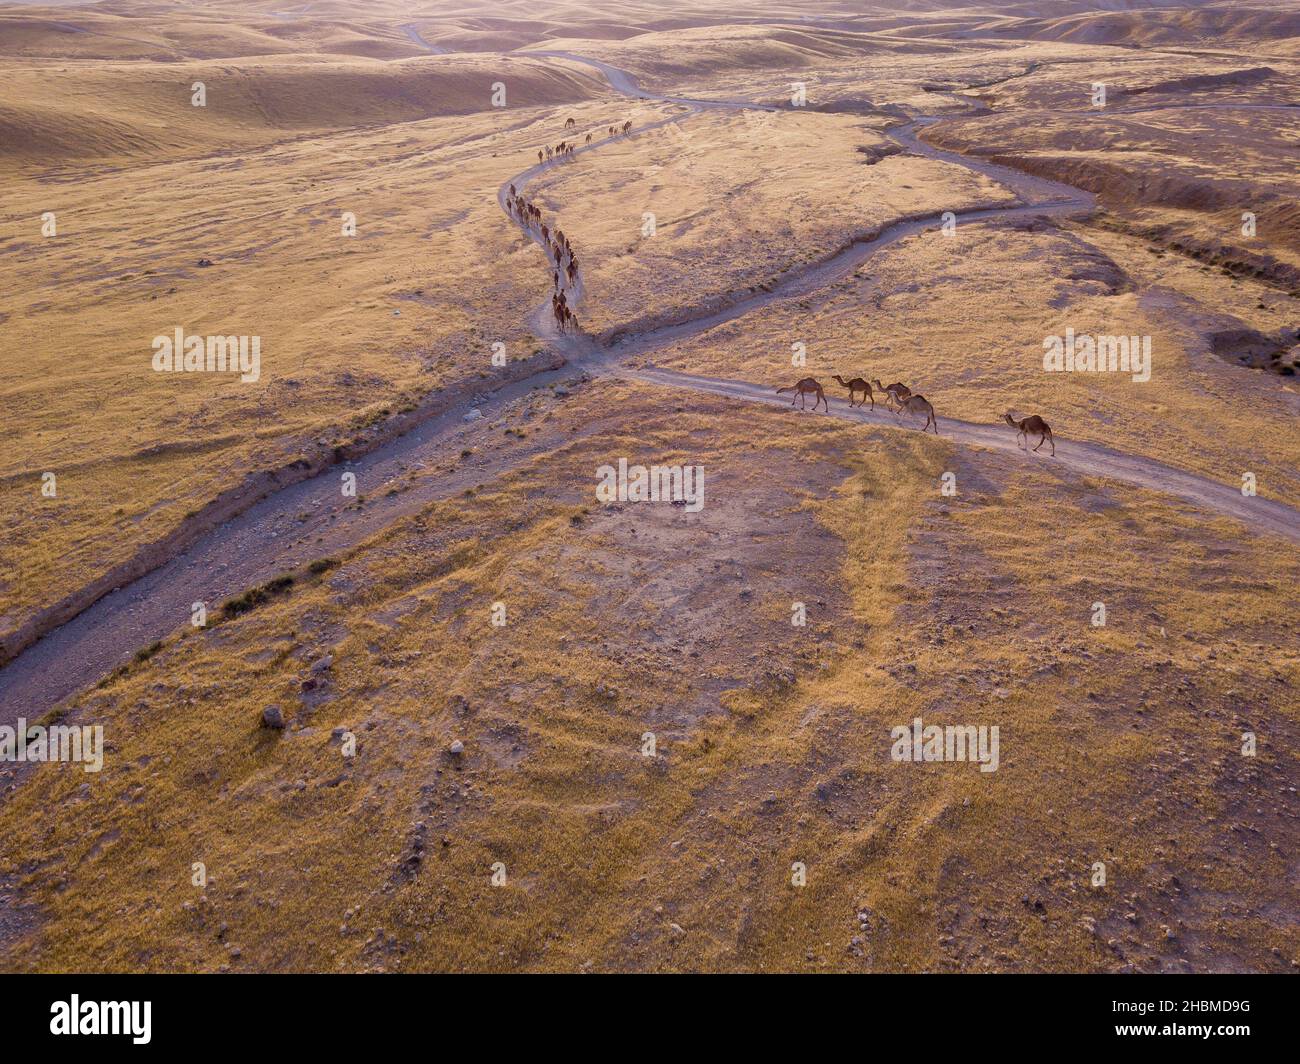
[1,1,1298,973]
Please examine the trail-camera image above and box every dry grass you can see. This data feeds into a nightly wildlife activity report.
[652,218,1300,505]
[2,383,1295,972]
[2,1,1298,975]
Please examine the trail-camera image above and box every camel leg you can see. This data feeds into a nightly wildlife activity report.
[1048,433,1055,457]
[1032,434,1044,452]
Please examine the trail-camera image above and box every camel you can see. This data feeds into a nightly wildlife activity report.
[1004,412,1055,456]
[871,379,911,411]
[777,377,828,412]
[897,394,939,434]
[623,120,632,133]
[586,133,593,145]
[565,117,576,129]
[831,375,873,409]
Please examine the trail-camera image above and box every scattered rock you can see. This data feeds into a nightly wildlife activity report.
[449,740,465,756]
[261,705,285,730]
[463,408,484,422]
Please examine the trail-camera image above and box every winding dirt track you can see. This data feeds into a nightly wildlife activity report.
[622,366,1300,545]
[2,52,1297,722]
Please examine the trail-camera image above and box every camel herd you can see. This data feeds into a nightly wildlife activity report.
[512,116,638,331]
[781,375,1055,453]
[508,118,1057,456]
[538,119,633,165]
[779,376,938,433]
[505,181,581,332]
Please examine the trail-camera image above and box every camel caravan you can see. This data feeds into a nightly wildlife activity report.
[537,118,634,166]
[780,374,939,433]
[504,181,580,333]
[509,116,639,333]
[779,374,1056,453]
[508,117,1057,457]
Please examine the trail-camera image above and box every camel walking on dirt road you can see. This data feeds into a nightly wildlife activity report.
[872,379,911,411]
[777,378,828,411]
[897,394,939,433]
[832,375,873,409]
[1004,412,1055,455]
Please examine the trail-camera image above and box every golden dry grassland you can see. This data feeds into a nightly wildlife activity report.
[2,382,1294,972]
[2,1,1298,975]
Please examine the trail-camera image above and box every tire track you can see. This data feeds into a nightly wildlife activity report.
[620,366,1300,546]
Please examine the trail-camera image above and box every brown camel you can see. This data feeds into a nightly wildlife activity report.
[777,377,828,412]
[831,375,873,409]
[1004,412,1054,455]
[897,394,938,434]
[585,133,593,145]
[565,117,576,129]
[871,379,911,411]
[623,120,632,133]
